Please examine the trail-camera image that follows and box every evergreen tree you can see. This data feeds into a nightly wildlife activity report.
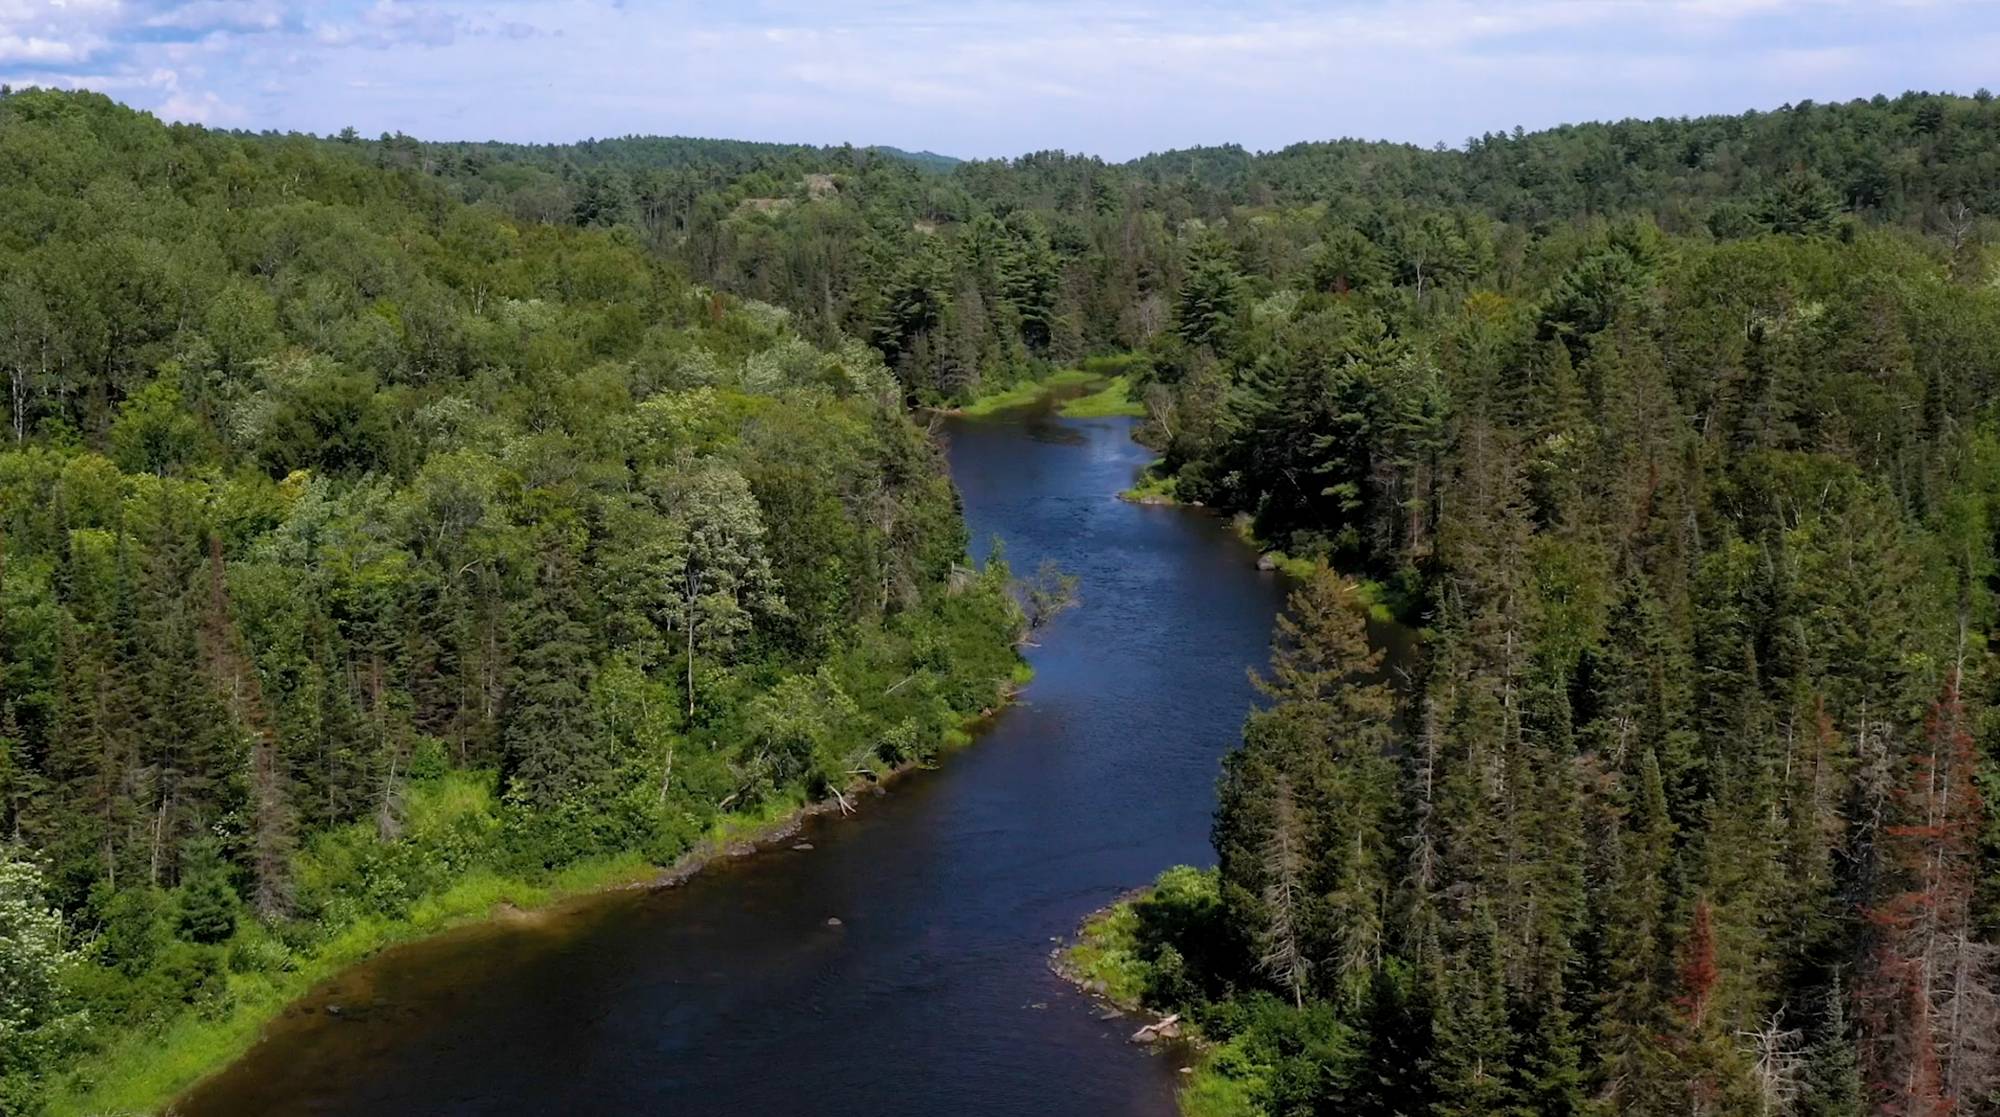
[1430,908,1519,1117]
[1216,568,1398,1010]
[502,530,604,809]
[1175,237,1245,350]
[1801,978,1864,1117]
[172,833,238,945]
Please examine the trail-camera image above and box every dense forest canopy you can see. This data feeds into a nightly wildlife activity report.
[5,83,2000,1117]
[406,87,2000,1117]
[0,89,1019,1114]
[305,89,1999,409]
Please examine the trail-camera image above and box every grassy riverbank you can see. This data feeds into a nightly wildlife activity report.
[1120,462,1180,505]
[1117,465,1419,626]
[954,355,1148,419]
[1063,865,1385,1117]
[53,799,666,1117]
[48,592,1029,1117]
[1057,374,1146,419]
[1059,867,1265,1117]
[57,695,1031,1116]
[956,368,1098,416]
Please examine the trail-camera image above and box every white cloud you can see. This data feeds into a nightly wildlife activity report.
[0,32,90,60]
[155,86,241,123]
[140,1,287,33]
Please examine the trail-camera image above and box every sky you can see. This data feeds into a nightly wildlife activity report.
[1,0,1996,161]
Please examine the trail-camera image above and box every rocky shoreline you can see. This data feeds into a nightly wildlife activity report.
[644,697,1015,891]
[1047,891,1197,1058]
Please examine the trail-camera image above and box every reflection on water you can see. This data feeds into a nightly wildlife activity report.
[179,412,1316,1117]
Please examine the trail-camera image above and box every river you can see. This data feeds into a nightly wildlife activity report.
[176,406,1327,1116]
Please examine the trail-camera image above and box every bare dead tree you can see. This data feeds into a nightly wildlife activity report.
[1259,777,1310,1008]
[1937,928,2000,1105]
[1739,1010,1806,1117]
[1143,382,1177,444]
[1014,559,1080,644]
[1940,200,1977,255]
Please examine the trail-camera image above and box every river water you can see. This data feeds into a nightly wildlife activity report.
[177,408,1308,1116]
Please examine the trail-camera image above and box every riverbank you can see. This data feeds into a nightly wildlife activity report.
[1053,869,1253,1117]
[1118,462,1428,628]
[52,669,1033,1117]
[55,827,666,1117]
[1054,374,1146,419]
[118,408,1278,1115]
[941,355,1148,419]
[953,368,1099,416]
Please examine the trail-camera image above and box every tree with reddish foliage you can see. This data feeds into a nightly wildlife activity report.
[1662,897,1757,1116]
[1857,670,1998,1117]
[1678,899,1720,1030]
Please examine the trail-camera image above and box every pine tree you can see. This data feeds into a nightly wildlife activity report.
[1596,744,1676,1109]
[1350,961,1437,1117]
[1514,964,1588,1117]
[1174,237,1244,350]
[1663,897,1754,1115]
[1801,978,1864,1117]
[1259,774,1311,1007]
[173,833,238,945]
[1430,907,1519,1117]
[200,535,291,918]
[502,530,604,809]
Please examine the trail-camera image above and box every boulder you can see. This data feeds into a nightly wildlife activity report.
[1130,1013,1182,1044]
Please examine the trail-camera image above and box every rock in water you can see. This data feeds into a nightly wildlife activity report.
[1130,1014,1183,1044]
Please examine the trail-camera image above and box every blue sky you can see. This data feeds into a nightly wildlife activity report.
[2,1,1995,160]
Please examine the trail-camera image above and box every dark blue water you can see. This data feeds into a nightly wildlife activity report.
[178,411,1292,1116]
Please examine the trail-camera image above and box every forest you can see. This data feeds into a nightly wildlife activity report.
[0,90,1020,1115]
[5,83,2000,1116]
[391,88,2000,1116]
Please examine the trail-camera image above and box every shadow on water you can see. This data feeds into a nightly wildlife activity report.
[177,410,1404,1116]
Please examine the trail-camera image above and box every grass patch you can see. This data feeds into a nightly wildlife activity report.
[1222,515,1416,622]
[1063,898,1153,1007]
[957,354,1151,419]
[1120,460,1180,504]
[1058,374,1146,419]
[956,368,1096,416]
[1178,1050,1264,1117]
[1059,868,1259,1117]
[1259,550,1319,580]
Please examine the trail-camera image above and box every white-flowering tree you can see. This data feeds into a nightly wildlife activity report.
[652,459,783,719]
[1,847,83,1111]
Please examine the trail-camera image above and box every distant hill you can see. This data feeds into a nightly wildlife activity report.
[868,145,962,173]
